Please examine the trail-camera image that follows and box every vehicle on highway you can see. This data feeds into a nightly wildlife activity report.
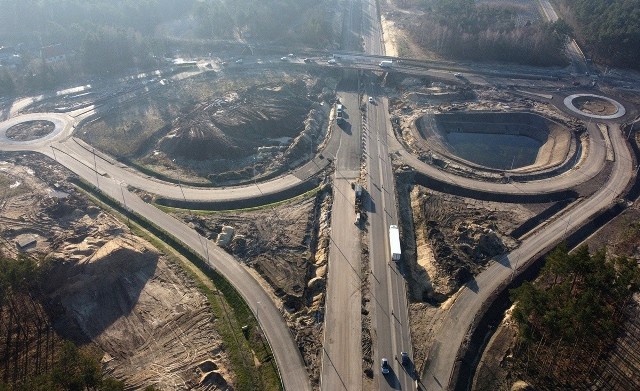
[235,59,243,64]
[303,58,312,63]
[401,352,410,366]
[288,53,294,57]
[327,59,337,65]
[454,72,463,78]
[368,96,374,103]
[379,60,393,68]
[389,225,401,261]
[381,358,390,374]
[280,57,288,61]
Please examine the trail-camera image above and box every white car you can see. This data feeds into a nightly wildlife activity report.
[327,59,337,65]
[454,72,463,78]
[368,96,374,103]
[381,358,389,374]
[280,57,288,61]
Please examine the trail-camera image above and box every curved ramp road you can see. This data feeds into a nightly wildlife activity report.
[0,116,313,391]
[35,145,314,391]
[388,119,608,196]
[421,122,633,390]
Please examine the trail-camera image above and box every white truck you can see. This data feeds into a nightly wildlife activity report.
[389,225,401,261]
[379,60,393,68]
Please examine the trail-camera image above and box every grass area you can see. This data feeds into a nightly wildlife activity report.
[71,178,282,391]
[155,185,322,214]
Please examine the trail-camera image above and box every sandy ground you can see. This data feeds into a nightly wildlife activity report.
[0,154,234,390]
[174,184,334,389]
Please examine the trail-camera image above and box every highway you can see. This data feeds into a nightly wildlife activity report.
[361,0,415,389]
[538,0,590,75]
[1,1,637,388]
[320,89,364,391]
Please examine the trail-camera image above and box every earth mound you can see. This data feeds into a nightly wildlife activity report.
[158,84,311,161]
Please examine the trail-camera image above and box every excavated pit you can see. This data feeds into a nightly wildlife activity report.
[417,111,572,172]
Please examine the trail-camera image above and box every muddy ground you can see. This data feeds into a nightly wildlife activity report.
[0,154,234,390]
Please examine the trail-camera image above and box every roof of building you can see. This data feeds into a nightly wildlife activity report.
[41,44,66,59]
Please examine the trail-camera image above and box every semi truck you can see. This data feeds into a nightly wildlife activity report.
[379,60,393,68]
[389,225,401,261]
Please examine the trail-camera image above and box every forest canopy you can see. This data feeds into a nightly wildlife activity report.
[555,0,640,70]
[408,0,568,66]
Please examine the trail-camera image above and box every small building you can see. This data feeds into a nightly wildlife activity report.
[41,44,67,64]
[0,46,21,67]
[15,234,37,250]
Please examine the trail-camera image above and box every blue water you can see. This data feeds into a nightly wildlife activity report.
[446,132,541,170]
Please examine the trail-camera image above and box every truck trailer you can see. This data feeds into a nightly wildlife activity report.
[389,225,401,261]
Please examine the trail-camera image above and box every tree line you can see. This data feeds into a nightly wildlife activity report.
[408,0,568,66]
[193,0,334,47]
[510,244,640,387]
[554,0,640,70]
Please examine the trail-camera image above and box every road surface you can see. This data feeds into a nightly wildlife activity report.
[320,88,365,391]
[421,121,633,390]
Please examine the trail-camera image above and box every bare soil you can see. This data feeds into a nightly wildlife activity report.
[79,69,337,185]
[177,183,334,388]
[472,203,640,390]
[572,96,619,116]
[0,154,234,390]
[5,121,55,141]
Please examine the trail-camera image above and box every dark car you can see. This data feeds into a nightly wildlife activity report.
[401,352,410,366]
[381,358,390,374]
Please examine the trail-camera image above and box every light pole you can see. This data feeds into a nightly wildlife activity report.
[92,148,99,188]
[120,184,131,229]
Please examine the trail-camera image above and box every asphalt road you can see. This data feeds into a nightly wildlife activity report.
[54,137,331,204]
[421,122,633,390]
[320,89,364,391]
[390,120,608,196]
[366,90,414,391]
[360,0,415,389]
[1,4,636,387]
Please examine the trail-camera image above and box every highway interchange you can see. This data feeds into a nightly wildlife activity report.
[1,0,639,390]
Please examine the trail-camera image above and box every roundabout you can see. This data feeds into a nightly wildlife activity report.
[0,113,74,149]
[563,93,626,119]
